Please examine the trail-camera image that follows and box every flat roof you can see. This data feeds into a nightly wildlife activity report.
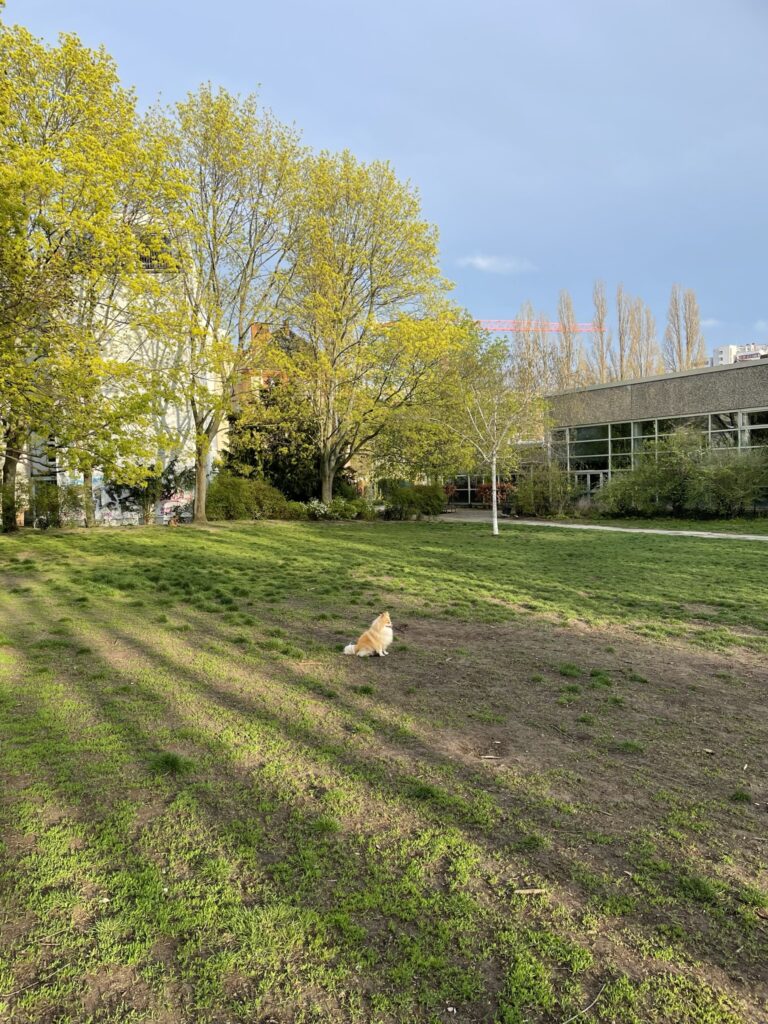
[547,357,768,399]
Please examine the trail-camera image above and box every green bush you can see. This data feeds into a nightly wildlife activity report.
[594,431,768,519]
[326,497,360,520]
[283,500,309,520]
[384,485,422,520]
[206,474,256,520]
[595,431,707,518]
[350,497,378,520]
[688,450,768,517]
[648,429,709,516]
[384,483,445,519]
[249,479,289,518]
[412,484,446,516]
[206,472,288,520]
[593,463,658,518]
[282,496,378,521]
[58,484,85,525]
[30,482,62,526]
[315,497,375,520]
[515,463,577,518]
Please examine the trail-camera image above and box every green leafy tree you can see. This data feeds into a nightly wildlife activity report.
[282,150,464,502]
[153,86,304,522]
[223,374,322,500]
[0,23,175,529]
[370,402,471,484]
[437,335,547,535]
[52,118,185,526]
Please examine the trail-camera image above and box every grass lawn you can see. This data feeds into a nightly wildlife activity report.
[1,520,766,1023]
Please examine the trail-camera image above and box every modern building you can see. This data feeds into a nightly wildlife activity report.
[448,359,768,506]
[711,343,768,366]
[547,358,768,494]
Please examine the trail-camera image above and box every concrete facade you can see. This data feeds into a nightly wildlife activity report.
[548,360,768,428]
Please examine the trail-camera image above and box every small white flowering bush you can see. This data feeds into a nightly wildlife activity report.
[306,498,330,520]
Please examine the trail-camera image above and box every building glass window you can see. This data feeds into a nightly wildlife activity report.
[451,475,471,504]
[685,415,709,430]
[657,415,709,434]
[710,412,739,431]
[633,420,656,438]
[550,430,568,461]
[572,424,608,442]
[610,422,631,438]
[570,454,609,470]
[656,418,676,434]
[551,402,768,483]
[710,430,739,448]
[570,439,609,458]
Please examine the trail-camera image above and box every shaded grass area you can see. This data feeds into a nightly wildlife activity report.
[0,521,766,1023]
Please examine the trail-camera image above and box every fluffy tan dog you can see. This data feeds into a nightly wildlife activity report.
[343,612,393,657]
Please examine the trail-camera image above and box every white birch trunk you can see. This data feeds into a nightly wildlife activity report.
[491,453,499,536]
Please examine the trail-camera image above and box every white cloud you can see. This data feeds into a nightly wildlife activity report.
[457,254,537,275]
[754,319,768,333]
[701,318,722,328]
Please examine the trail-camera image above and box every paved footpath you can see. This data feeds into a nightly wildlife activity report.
[439,509,768,542]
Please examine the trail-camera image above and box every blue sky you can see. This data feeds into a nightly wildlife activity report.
[6,0,768,353]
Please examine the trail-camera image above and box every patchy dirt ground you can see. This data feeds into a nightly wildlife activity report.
[313,610,768,1011]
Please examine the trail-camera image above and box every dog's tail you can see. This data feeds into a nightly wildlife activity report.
[343,643,356,655]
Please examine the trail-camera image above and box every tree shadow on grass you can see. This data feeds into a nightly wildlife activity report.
[0,530,765,1022]
[3,590,571,1023]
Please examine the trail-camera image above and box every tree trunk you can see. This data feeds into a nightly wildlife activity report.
[1,428,23,533]
[153,448,166,525]
[321,451,334,504]
[193,436,208,524]
[491,454,499,536]
[82,466,95,528]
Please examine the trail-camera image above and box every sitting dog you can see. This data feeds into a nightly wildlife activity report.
[343,612,393,657]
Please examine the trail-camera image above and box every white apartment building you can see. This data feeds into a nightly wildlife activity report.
[711,343,768,366]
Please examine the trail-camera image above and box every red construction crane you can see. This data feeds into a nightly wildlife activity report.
[478,320,597,333]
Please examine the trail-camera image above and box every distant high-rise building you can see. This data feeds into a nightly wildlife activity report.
[711,342,768,366]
